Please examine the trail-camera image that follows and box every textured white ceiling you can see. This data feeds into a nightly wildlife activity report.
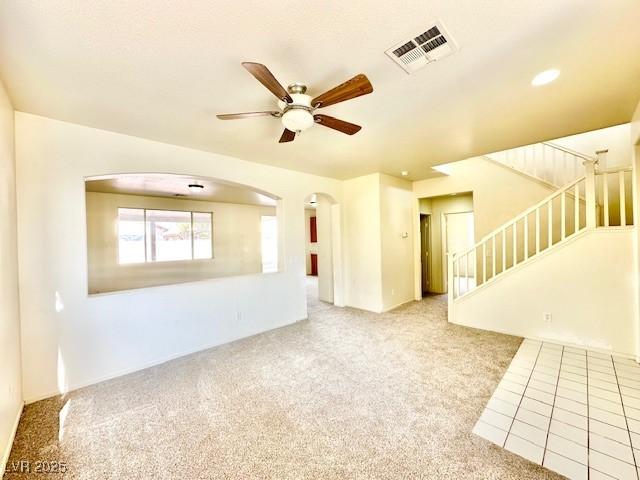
[1,0,639,180]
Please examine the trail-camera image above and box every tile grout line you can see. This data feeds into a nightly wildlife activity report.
[503,341,544,449]
[542,343,564,466]
[496,387,639,450]
[611,356,640,480]
[502,407,640,461]
[505,385,634,433]
[485,402,627,449]
[481,346,640,478]
[485,344,640,477]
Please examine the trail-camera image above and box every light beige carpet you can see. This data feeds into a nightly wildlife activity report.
[4,279,561,479]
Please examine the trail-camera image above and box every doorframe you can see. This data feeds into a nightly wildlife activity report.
[419,214,431,295]
[632,138,640,361]
[303,192,344,307]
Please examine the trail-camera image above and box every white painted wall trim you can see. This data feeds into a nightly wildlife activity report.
[331,203,345,307]
[412,197,422,301]
[0,403,23,477]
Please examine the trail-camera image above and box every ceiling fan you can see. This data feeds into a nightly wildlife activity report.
[217,62,373,143]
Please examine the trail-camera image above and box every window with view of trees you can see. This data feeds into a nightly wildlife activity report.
[118,208,213,264]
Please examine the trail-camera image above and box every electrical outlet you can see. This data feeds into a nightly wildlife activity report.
[543,312,552,323]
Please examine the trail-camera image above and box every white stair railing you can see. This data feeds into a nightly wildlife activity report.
[448,161,634,305]
[486,142,592,187]
[596,167,633,228]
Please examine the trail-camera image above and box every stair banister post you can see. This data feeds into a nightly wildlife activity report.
[595,149,609,170]
[584,158,598,229]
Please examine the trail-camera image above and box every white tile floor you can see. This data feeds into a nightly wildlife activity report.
[473,339,640,480]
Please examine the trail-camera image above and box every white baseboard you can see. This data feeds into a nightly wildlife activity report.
[524,334,636,361]
[450,319,637,360]
[382,298,415,312]
[0,403,23,477]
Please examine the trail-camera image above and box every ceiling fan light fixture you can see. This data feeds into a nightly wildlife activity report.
[218,63,373,142]
[281,108,314,132]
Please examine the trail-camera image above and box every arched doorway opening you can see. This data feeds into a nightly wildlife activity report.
[303,192,342,306]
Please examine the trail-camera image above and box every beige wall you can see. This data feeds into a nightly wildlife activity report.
[86,191,275,294]
[453,229,637,356]
[0,80,21,475]
[446,212,475,257]
[553,123,631,169]
[380,174,414,311]
[316,195,334,303]
[343,173,414,312]
[414,158,560,239]
[631,101,640,360]
[633,104,640,145]
[343,174,383,312]
[419,194,474,293]
[15,112,343,403]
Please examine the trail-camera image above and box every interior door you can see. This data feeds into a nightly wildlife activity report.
[310,216,317,243]
[420,214,430,294]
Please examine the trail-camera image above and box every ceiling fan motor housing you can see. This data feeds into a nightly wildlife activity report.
[217,64,373,141]
[278,92,315,132]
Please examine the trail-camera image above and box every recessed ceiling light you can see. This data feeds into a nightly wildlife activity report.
[401,170,409,176]
[531,69,560,86]
[188,183,204,192]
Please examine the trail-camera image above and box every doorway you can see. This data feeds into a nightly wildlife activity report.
[418,192,474,295]
[420,214,431,296]
[303,193,342,306]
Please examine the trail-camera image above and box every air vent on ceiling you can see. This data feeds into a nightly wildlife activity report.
[385,21,458,74]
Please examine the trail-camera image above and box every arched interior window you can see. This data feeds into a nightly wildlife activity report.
[84,173,281,294]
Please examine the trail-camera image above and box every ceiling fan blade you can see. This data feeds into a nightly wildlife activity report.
[217,111,281,120]
[311,74,373,108]
[242,62,293,103]
[314,114,362,135]
[279,129,296,143]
